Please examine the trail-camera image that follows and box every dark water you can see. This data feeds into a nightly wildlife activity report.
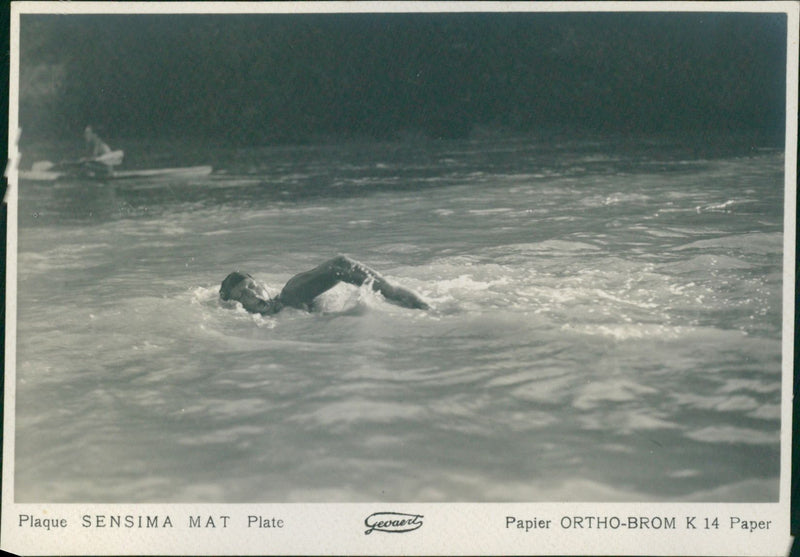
[14,134,785,502]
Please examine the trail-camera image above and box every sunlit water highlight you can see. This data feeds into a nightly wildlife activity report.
[14,135,784,502]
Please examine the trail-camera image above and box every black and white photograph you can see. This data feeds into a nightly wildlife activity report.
[2,2,796,555]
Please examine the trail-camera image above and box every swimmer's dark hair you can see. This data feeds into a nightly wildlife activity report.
[220,271,252,301]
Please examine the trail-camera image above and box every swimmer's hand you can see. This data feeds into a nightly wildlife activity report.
[378,283,430,310]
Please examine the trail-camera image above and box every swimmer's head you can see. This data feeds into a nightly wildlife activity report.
[220,271,252,301]
[220,271,278,314]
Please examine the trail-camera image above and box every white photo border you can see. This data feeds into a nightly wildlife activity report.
[2,2,797,555]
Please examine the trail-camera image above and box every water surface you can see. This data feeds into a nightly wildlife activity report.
[14,134,785,502]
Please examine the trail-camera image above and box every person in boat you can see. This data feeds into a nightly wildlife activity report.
[84,125,112,157]
[81,126,115,177]
[220,255,429,315]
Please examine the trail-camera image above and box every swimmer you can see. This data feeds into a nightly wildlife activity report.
[220,255,429,314]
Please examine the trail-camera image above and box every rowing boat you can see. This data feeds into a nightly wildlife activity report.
[19,165,214,182]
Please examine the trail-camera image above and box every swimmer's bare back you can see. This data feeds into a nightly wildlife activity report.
[220,255,429,314]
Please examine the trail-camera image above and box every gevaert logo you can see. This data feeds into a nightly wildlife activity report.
[364,512,424,535]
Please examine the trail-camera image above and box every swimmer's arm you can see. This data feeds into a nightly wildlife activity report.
[332,255,429,310]
[278,255,429,310]
[373,281,430,310]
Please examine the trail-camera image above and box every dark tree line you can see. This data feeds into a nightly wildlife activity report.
[19,12,787,144]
